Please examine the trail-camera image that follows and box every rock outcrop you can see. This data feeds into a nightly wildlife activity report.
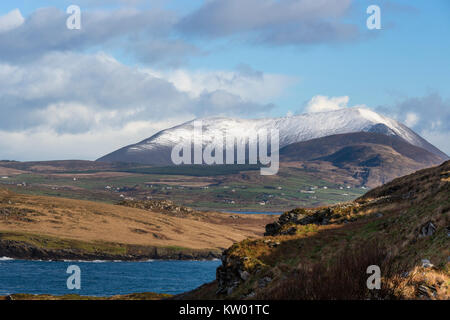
[117,199,195,217]
[265,204,360,236]
[419,221,437,237]
[216,247,265,295]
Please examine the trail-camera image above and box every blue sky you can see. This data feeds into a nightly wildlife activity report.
[0,0,448,160]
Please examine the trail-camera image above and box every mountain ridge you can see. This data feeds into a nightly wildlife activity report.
[97,107,448,165]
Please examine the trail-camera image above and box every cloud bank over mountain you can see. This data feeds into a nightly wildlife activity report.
[0,49,292,160]
[304,95,367,113]
[0,2,448,159]
[376,93,450,155]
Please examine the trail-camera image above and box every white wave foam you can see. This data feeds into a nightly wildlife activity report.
[63,259,108,263]
[0,257,14,261]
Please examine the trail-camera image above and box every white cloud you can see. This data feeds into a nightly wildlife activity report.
[0,51,292,160]
[179,0,361,45]
[0,7,196,66]
[376,93,450,156]
[0,52,281,130]
[145,65,297,103]
[378,93,450,133]
[420,130,450,156]
[304,95,350,113]
[0,9,24,33]
[404,112,419,127]
[0,118,189,161]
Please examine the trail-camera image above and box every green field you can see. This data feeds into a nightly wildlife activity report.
[0,165,366,211]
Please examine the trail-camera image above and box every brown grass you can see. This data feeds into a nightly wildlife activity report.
[0,166,27,176]
[258,244,449,300]
[0,188,275,251]
[390,266,450,300]
[258,242,404,300]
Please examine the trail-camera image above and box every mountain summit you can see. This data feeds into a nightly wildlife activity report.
[97,107,448,165]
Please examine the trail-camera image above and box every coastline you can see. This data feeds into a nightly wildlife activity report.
[0,239,222,261]
[0,292,172,300]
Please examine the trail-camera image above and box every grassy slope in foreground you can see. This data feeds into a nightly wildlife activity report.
[181,160,449,300]
[0,190,275,260]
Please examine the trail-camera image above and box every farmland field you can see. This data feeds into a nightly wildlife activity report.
[0,161,366,211]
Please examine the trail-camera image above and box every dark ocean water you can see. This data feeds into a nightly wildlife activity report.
[0,257,221,296]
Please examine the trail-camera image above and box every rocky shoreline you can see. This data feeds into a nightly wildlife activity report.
[0,239,221,261]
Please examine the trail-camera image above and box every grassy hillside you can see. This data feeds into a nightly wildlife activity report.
[0,189,274,260]
[181,160,450,300]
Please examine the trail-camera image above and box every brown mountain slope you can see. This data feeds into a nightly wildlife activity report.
[279,132,447,188]
[280,132,447,164]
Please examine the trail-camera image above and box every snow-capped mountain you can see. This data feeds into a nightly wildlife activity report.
[97,107,448,165]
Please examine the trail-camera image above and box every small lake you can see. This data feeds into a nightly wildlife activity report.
[225,211,282,215]
[0,257,221,297]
